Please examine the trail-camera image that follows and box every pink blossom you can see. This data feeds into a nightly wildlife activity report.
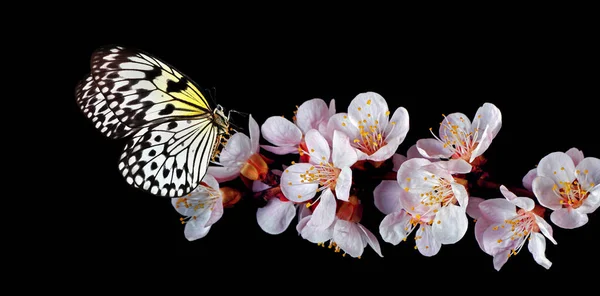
[472,186,557,271]
[171,174,224,241]
[260,98,335,155]
[532,151,600,229]
[416,103,501,164]
[327,92,409,162]
[522,147,585,191]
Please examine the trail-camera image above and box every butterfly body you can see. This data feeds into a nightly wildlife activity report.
[76,46,229,197]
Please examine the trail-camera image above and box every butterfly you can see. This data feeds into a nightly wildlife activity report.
[76,46,230,198]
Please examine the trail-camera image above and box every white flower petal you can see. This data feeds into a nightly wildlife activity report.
[260,144,299,155]
[432,204,468,244]
[578,187,600,214]
[492,250,511,271]
[416,138,453,159]
[200,174,219,191]
[280,163,319,202]
[335,166,352,202]
[327,113,360,143]
[305,129,330,164]
[296,215,311,234]
[308,189,336,230]
[451,183,469,208]
[479,198,517,222]
[301,221,334,243]
[205,199,224,227]
[437,159,472,174]
[537,152,576,185]
[534,215,557,245]
[472,102,502,140]
[439,112,471,141]
[474,217,492,253]
[368,137,401,162]
[528,232,552,269]
[348,92,389,131]
[358,224,383,257]
[396,158,432,182]
[385,107,410,143]
[482,222,519,256]
[550,208,589,229]
[248,114,260,153]
[470,126,493,162]
[260,116,302,147]
[332,130,358,168]
[379,211,411,245]
[296,98,329,134]
[298,204,312,222]
[218,133,252,167]
[466,196,485,220]
[532,176,563,210]
[252,180,271,193]
[328,99,336,117]
[333,220,366,258]
[406,144,424,160]
[373,180,402,215]
[566,147,584,166]
[522,168,537,192]
[500,184,534,211]
[416,224,442,257]
[256,198,296,235]
[184,223,211,241]
[207,166,240,183]
[576,157,600,191]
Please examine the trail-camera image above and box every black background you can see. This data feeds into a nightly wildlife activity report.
[52,14,598,277]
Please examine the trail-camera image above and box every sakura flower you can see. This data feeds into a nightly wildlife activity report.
[474,185,557,271]
[532,151,600,229]
[416,102,501,165]
[522,147,585,191]
[281,129,357,202]
[208,114,268,182]
[328,92,409,162]
[254,168,299,235]
[261,98,336,155]
[297,191,383,258]
[172,174,225,241]
[376,158,472,256]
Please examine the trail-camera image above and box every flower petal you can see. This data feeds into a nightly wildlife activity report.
[392,154,407,172]
[374,180,402,214]
[537,152,576,185]
[576,157,600,191]
[500,185,534,211]
[528,232,552,269]
[335,166,352,202]
[207,166,240,183]
[298,204,311,222]
[470,126,493,162]
[482,222,519,255]
[406,144,424,160]
[439,112,471,141]
[358,224,383,257]
[348,92,389,132]
[550,208,589,229]
[472,102,502,140]
[416,224,442,257]
[437,159,472,175]
[451,183,469,208]
[379,211,411,245]
[474,217,492,253]
[396,158,432,183]
[296,98,329,134]
[492,250,511,271]
[432,204,468,244]
[305,129,330,164]
[385,107,410,143]
[333,220,366,258]
[328,99,336,117]
[280,163,319,202]
[301,220,334,243]
[218,133,252,167]
[578,186,600,214]
[308,189,336,230]
[260,144,299,155]
[532,176,563,210]
[296,215,311,234]
[522,168,537,192]
[248,114,260,153]
[327,113,360,143]
[184,223,211,241]
[332,130,358,168]
[252,180,271,192]
[416,138,453,159]
[201,174,219,191]
[534,215,557,245]
[260,116,302,147]
[466,196,485,220]
[206,198,224,227]
[368,137,401,162]
[566,147,584,166]
[479,198,517,222]
[256,198,296,235]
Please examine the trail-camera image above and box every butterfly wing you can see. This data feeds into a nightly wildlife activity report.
[89,46,212,129]
[75,74,134,139]
[118,116,221,197]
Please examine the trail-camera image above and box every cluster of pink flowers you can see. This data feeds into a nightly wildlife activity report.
[175,92,599,270]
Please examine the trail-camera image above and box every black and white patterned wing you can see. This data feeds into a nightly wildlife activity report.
[118,116,220,197]
[90,46,212,129]
[75,74,134,139]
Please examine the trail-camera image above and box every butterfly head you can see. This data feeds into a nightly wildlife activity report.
[213,104,230,134]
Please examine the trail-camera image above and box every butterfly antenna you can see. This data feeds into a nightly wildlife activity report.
[206,86,218,107]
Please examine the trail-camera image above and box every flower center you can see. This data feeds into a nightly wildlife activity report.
[430,114,482,161]
[491,211,539,258]
[413,174,457,208]
[553,178,591,209]
[350,108,395,155]
[174,183,220,224]
[299,163,341,193]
